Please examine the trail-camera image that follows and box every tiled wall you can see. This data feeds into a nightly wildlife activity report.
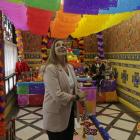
[24,52,43,70]
[84,13,140,114]
[22,31,43,70]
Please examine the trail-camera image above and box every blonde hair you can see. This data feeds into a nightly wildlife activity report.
[43,39,69,72]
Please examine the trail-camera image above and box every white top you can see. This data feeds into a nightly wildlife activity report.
[64,65,74,95]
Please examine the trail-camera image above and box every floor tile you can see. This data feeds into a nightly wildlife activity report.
[35,109,43,115]
[109,104,120,110]
[134,135,140,140]
[34,134,49,140]
[24,107,41,111]
[20,113,41,123]
[96,116,114,124]
[17,110,29,117]
[16,126,40,140]
[97,103,109,107]
[114,120,136,131]
[102,109,120,117]
[96,107,104,113]
[121,114,136,122]
[15,121,25,129]
[108,128,130,140]
[33,120,43,129]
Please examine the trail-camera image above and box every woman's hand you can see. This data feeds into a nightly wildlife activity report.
[81,107,87,121]
[79,91,88,99]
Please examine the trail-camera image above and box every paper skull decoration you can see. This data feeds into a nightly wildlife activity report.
[18,55,22,62]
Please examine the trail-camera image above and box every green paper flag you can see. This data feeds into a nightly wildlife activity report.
[23,0,61,11]
[4,0,24,5]
[17,86,29,94]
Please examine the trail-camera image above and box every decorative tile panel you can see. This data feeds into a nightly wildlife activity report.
[121,70,128,83]
[24,53,42,59]
[132,72,140,88]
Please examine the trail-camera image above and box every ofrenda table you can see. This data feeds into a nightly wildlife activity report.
[17,82,97,115]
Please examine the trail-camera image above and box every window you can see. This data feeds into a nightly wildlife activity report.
[2,15,13,42]
[4,41,18,94]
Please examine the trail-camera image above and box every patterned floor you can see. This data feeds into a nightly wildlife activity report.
[5,103,140,140]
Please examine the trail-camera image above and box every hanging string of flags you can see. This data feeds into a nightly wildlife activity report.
[0,0,140,38]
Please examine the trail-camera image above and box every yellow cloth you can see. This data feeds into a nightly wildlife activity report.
[78,101,95,115]
[105,90,118,103]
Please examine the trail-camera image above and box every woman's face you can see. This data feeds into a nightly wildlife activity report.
[55,40,67,57]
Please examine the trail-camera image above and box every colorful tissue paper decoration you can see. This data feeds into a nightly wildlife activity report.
[71,14,110,38]
[27,6,53,36]
[50,5,81,39]
[71,10,140,38]
[15,29,24,62]
[67,48,82,69]
[64,0,140,15]
[0,16,6,136]
[63,0,118,15]
[23,0,61,11]
[78,37,84,63]
[0,0,28,31]
[99,0,140,14]
[97,32,104,60]
[4,0,24,5]
[41,32,51,62]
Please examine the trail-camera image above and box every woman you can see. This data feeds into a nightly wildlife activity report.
[43,39,88,140]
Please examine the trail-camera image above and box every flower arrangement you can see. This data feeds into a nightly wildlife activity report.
[41,31,51,62]
[0,16,6,136]
[78,37,84,63]
[15,29,24,61]
[97,31,104,60]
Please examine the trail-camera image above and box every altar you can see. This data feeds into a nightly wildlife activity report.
[17,82,97,115]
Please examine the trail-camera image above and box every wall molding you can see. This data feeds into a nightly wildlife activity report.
[24,53,42,59]
[84,53,140,61]
[117,84,140,97]
[111,62,140,69]
[4,92,16,109]
[117,89,140,109]
[26,61,42,64]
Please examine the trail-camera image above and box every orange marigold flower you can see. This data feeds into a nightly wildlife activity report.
[42,44,46,48]
[0,62,3,68]
[0,121,6,127]
[0,81,4,86]
[0,91,4,96]
[0,102,5,107]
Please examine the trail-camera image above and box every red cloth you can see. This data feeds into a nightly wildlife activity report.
[15,62,30,81]
[29,94,44,106]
